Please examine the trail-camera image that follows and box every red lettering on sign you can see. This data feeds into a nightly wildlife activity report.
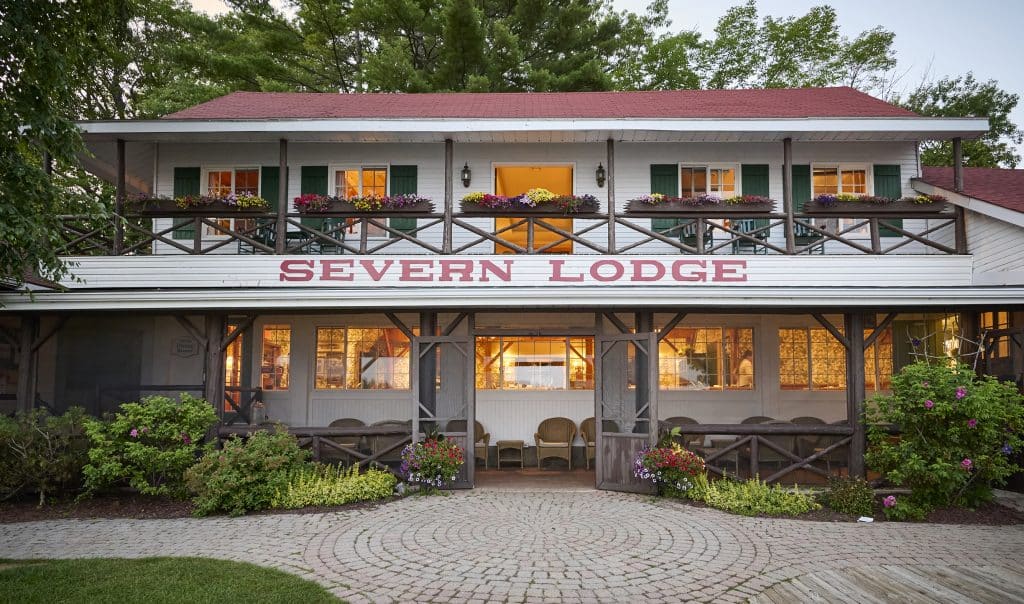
[671,260,707,282]
[360,259,394,281]
[279,259,314,282]
[400,259,434,281]
[321,259,354,281]
[590,259,624,282]
[713,259,747,282]
[630,259,666,282]
[548,259,584,282]
[479,260,513,282]
[439,259,475,282]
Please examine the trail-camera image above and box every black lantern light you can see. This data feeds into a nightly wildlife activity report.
[461,163,472,187]
[595,163,606,188]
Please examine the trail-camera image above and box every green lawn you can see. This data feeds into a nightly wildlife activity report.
[0,557,341,603]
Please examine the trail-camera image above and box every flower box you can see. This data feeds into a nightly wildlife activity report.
[626,195,776,215]
[459,200,601,215]
[293,194,434,214]
[803,195,949,215]
[459,190,602,216]
[129,197,270,216]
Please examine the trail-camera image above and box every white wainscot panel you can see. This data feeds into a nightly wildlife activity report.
[476,390,593,444]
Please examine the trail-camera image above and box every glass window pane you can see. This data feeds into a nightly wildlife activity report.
[658,328,721,390]
[692,168,707,195]
[345,327,410,389]
[261,325,290,390]
[235,169,259,195]
[501,337,567,390]
[778,328,809,390]
[725,328,754,389]
[865,327,892,392]
[568,338,594,390]
[208,171,232,197]
[810,328,846,390]
[363,168,387,197]
[813,167,838,196]
[475,336,503,389]
[681,168,694,197]
[315,327,346,389]
[842,169,867,194]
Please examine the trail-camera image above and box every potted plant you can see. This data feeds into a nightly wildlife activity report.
[626,194,775,214]
[292,194,434,214]
[633,428,707,498]
[803,193,948,215]
[399,434,465,493]
[128,193,271,215]
[460,188,601,215]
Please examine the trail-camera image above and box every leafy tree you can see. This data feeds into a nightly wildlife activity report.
[0,0,133,285]
[901,74,1022,168]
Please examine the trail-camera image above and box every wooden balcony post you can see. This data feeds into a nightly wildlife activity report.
[953,137,963,192]
[782,137,794,254]
[960,310,981,368]
[606,138,616,252]
[954,206,968,253]
[844,312,867,478]
[16,315,39,413]
[114,138,125,255]
[276,138,288,254]
[203,314,227,414]
[443,139,454,254]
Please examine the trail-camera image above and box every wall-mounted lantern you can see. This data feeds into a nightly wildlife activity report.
[461,163,472,188]
[595,163,606,188]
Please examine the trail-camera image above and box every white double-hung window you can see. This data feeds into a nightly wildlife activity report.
[679,165,738,198]
[203,167,259,235]
[812,163,870,233]
[333,166,388,238]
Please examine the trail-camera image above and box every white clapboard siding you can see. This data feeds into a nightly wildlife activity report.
[968,211,1024,274]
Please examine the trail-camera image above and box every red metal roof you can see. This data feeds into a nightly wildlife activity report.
[919,167,1024,214]
[162,87,917,120]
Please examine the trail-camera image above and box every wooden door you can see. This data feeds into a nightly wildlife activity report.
[595,333,658,492]
[411,336,475,489]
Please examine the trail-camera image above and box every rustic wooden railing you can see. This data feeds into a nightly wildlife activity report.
[217,424,413,475]
[56,207,963,256]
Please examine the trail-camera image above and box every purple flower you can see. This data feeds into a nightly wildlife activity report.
[967,419,978,429]
[924,399,934,409]
[129,428,139,438]
[181,432,192,444]
[911,337,922,347]
[961,458,973,471]
[1002,443,1013,455]
[883,495,897,508]
[955,386,967,400]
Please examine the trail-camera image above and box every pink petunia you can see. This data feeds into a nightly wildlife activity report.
[883,495,897,508]
[924,400,934,409]
[956,387,967,400]
[961,458,973,470]
[129,428,139,438]
[967,419,977,429]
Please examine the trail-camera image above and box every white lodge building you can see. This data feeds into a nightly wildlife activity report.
[2,87,1023,491]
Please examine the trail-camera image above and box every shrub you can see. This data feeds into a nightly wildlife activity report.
[82,394,217,499]
[0,407,89,504]
[865,361,1024,520]
[698,477,821,517]
[399,436,464,491]
[633,432,706,498]
[820,476,874,516]
[186,428,309,517]
[271,464,397,509]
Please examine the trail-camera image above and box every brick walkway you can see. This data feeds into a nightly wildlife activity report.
[2,490,1023,603]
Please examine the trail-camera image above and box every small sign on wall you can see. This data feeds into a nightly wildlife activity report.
[172,337,199,358]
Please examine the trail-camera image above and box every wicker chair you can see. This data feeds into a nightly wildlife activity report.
[369,419,412,464]
[660,416,704,451]
[791,416,827,460]
[535,417,576,470]
[446,419,490,468]
[740,415,775,424]
[326,418,365,461]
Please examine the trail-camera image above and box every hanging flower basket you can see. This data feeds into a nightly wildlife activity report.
[460,189,602,216]
[293,194,434,214]
[626,194,775,214]
[128,195,271,216]
[803,194,949,215]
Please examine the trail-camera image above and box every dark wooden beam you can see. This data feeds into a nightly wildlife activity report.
[657,313,687,341]
[31,315,69,353]
[442,312,468,336]
[276,138,288,254]
[114,138,125,255]
[782,137,794,254]
[16,316,39,413]
[602,312,631,335]
[864,312,898,351]
[812,313,851,350]
[606,138,616,252]
[385,313,415,340]
[955,206,968,254]
[220,316,255,353]
[203,314,227,410]
[175,315,207,347]
[845,312,867,478]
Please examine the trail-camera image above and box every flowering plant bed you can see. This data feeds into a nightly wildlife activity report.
[803,193,948,215]
[128,194,270,215]
[292,194,434,214]
[626,194,775,214]
[633,440,706,498]
[400,436,465,492]
[460,188,601,215]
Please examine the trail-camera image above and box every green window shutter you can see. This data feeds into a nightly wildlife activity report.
[261,166,280,211]
[300,166,328,230]
[650,164,680,233]
[171,167,200,240]
[740,164,770,197]
[388,165,418,237]
[791,165,811,213]
[874,164,903,236]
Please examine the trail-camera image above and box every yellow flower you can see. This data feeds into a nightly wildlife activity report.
[525,188,556,203]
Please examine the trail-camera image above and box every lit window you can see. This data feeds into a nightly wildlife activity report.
[334,167,387,238]
[493,165,574,254]
[315,327,411,390]
[204,168,261,236]
[813,165,868,196]
[981,311,1011,357]
[224,324,244,414]
[261,325,290,390]
[475,336,593,390]
[680,166,736,198]
[779,326,893,392]
[658,327,754,390]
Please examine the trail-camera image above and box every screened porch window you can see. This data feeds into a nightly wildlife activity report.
[260,325,291,390]
[779,327,893,392]
[314,327,411,390]
[334,167,388,237]
[658,327,754,390]
[476,336,594,390]
[494,165,574,254]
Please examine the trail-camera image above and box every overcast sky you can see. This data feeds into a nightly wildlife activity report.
[189,0,1023,137]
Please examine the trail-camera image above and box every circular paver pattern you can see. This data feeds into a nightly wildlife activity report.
[2,489,1024,603]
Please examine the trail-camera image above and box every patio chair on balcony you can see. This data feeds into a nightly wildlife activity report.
[535,417,576,470]
[579,417,620,470]
[238,220,276,254]
[731,218,770,254]
[794,222,825,254]
[445,419,490,468]
[326,418,366,462]
[660,416,705,452]
[317,217,347,254]
[679,219,714,252]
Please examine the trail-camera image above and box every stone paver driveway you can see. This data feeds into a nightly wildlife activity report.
[2,489,1024,603]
